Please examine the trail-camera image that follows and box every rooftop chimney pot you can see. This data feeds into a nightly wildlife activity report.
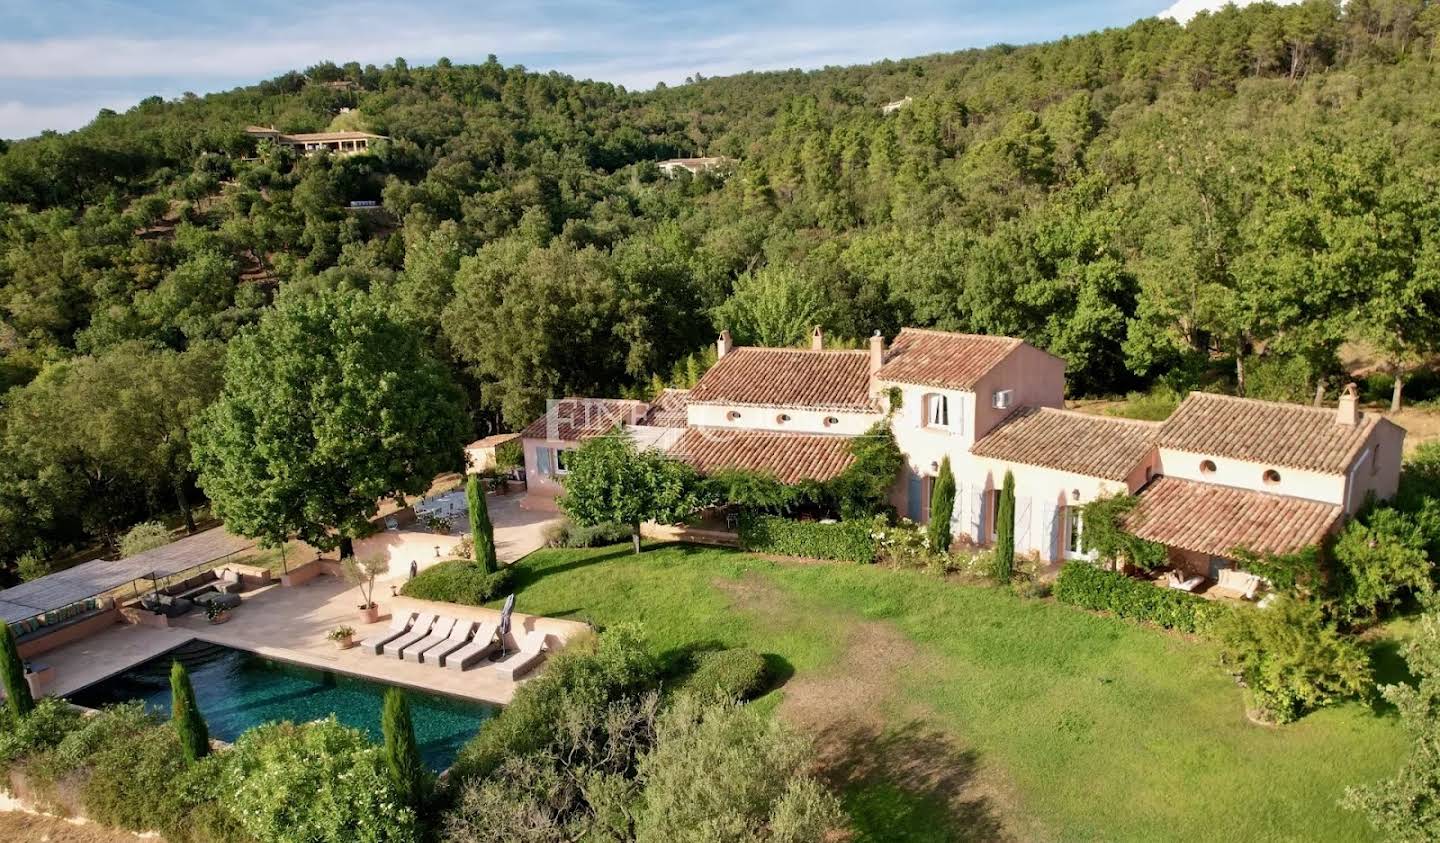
[1337,382,1360,427]
[868,330,886,376]
[811,326,824,351]
[717,330,734,359]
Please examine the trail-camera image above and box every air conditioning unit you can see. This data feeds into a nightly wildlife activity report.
[992,389,1014,410]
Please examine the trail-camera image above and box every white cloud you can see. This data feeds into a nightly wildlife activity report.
[1158,0,1301,24]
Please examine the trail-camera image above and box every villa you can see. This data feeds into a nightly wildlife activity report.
[519,327,1404,584]
[243,125,388,155]
[655,156,736,177]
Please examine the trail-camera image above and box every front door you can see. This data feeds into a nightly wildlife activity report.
[907,472,923,522]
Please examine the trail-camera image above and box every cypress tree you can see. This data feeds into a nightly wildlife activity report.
[383,686,425,810]
[0,623,33,718]
[170,660,209,761]
[927,456,956,554]
[468,474,499,574]
[994,470,1016,583]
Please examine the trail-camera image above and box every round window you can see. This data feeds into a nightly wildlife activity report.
[1263,469,1281,485]
[823,416,840,427]
[726,410,741,421]
[776,413,791,424]
[1200,459,1217,475]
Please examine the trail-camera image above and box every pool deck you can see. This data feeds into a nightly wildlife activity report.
[41,573,588,707]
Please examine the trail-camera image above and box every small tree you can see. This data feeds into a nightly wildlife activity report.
[467,475,498,574]
[170,660,209,762]
[1080,493,1168,570]
[0,623,34,718]
[383,687,426,811]
[343,554,390,611]
[993,471,1016,582]
[559,430,705,554]
[927,457,956,554]
[120,521,172,558]
[830,423,904,519]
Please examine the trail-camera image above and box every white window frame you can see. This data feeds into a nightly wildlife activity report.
[926,393,949,428]
[1064,507,1089,560]
[553,448,572,475]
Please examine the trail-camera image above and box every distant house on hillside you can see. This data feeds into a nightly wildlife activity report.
[656,156,736,177]
[244,125,387,156]
[881,96,913,114]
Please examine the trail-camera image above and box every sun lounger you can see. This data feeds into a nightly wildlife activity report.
[427,621,479,667]
[494,629,549,681]
[360,611,418,655]
[1164,570,1204,593]
[402,616,458,664]
[443,621,499,670]
[386,612,438,659]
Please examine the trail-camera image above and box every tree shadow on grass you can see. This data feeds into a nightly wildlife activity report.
[1366,636,1416,716]
[502,545,635,595]
[816,719,1008,843]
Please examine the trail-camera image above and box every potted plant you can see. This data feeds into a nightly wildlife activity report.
[205,602,230,625]
[327,625,356,650]
[342,554,389,624]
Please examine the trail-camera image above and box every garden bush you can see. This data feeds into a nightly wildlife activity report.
[1054,563,1218,634]
[543,518,634,548]
[400,560,514,606]
[119,520,172,557]
[679,648,770,703]
[222,718,419,843]
[738,514,876,563]
[0,697,83,768]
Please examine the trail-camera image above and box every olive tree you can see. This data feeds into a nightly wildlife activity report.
[558,431,705,554]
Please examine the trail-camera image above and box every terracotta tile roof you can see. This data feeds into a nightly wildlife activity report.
[687,348,876,412]
[873,328,1027,390]
[1159,392,1380,474]
[466,432,520,449]
[970,407,1159,481]
[669,427,856,484]
[280,131,386,142]
[519,398,651,442]
[642,389,691,428]
[1124,476,1342,558]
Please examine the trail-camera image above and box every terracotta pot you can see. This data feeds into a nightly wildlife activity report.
[208,611,230,625]
[360,604,380,624]
[333,636,354,650]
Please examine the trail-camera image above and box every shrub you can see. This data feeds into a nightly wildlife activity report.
[1053,563,1218,634]
[1213,596,1372,723]
[1079,494,1168,570]
[400,560,514,606]
[450,625,658,784]
[544,518,634,548]
[467,475,499,574]
[994,471,1015,582]
[1,622,34,718]
[1105,386,1180,422]
[222,718,419,843]
[737,514,876,563]
[829,423,904,519]
[927,456,956,553]
[81,720,193,834]
[679,648,770,704]
[120,520,172,558]
[0,697,82,768]
[1331,507,1433,622]
[15,548,50,582]
[172,660,210,762]
[382,688,427,812]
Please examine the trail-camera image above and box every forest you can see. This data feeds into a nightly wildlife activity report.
[1,0,1439,572]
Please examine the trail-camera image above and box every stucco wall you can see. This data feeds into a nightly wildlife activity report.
[1157,447,1346,506]
[686,402,882,435]
[522,437,577,499]
[969,344,1066,440]
[1342,421,1405,512]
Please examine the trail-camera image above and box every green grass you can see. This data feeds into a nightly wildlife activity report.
[495,543,1407,843]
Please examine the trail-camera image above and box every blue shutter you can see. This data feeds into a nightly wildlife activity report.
[536,447,552,476]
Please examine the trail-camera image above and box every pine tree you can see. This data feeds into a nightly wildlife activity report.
[383,686,426,810]
[994,471,1016,583]
[468,474,498,574]
[1,623,33,718]
[927,456,956,554]
[170,660,209,761]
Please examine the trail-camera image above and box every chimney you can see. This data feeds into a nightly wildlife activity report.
[1336,382,1359,427]
[811,326,824,351]
[716,329,734,359]
[869,330,886,375]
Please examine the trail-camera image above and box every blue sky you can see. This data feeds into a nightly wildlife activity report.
[0,0,1273,139]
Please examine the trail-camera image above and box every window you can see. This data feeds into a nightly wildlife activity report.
[776,413,791,424]
[553,449,572,475]
[1200,459,1217,475]
[1371,444,1380,476]
[992,389,1013,410]
[1066,509,1084,557]
[726,410,741,421]
[1263,469,1281,485]
[823,416,840,428]
[926,394,949,427]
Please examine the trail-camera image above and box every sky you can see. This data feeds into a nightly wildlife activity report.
[0,0,1288,140]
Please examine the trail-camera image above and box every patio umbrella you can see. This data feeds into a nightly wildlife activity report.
[496,593,516,660]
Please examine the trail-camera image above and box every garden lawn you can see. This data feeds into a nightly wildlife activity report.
[496,544,1408,843]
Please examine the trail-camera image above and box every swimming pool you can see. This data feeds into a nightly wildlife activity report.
[67,640,496,770]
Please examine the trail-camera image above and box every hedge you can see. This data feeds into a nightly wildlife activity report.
[1053,562,1219,634]
[399,561,514,606]
[679,648,770,704]
[737,514,876,563]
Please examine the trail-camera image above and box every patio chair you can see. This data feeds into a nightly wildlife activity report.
[401,616,458,663]
[427,621,479,668]
[386,612,438,659]
[217,569,244,594]
[443,621,499,670]
[494,629,549,681]
[360,611,418,655]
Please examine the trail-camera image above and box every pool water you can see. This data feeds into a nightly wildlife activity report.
[67,640,496,770]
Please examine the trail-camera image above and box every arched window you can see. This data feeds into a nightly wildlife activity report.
[1263,469,1281,486]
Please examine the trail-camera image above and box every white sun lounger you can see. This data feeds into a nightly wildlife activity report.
[402,616,458,664]
[442,621,499,670]
[360,611,417,655]
[495,629,549,680]
[426,621,479,668]
[385,612,437,659]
